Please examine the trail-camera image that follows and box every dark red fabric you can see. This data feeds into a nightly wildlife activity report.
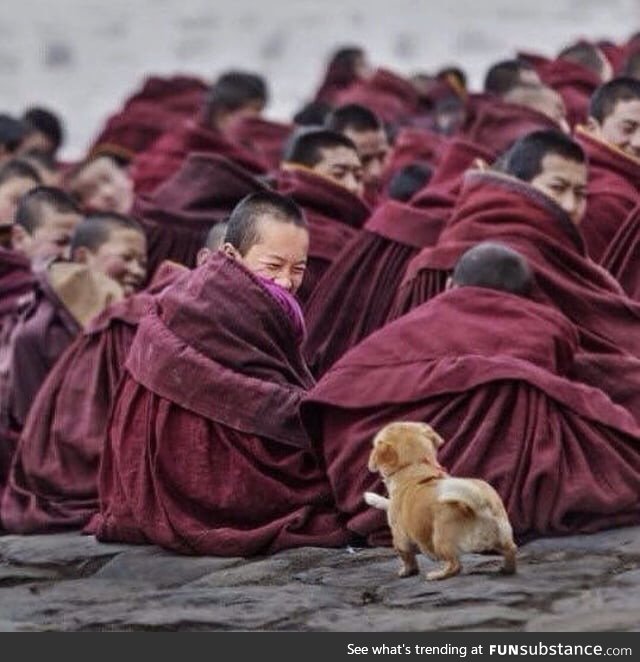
[576,128,640,262]
[130,119,268,195]
[123,75,207,115]
[602,203,640,300]
[227,116,293,170]
[390,172,640,420]
[133,153,267,274]
[91,254,350,556]
[314,60,361,105]
[462,94,560,155]
[274,168,370,302]
[382,128,446,185]
[334,68,419,123]
[301,287,640,542]
[303,201,446,377]
[0,263,187,533]
[599,42,628,75]
[538,59,600,128]
[0,248,34,323]
[89,102,182,162]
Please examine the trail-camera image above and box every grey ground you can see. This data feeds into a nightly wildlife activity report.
[0,527,639,631]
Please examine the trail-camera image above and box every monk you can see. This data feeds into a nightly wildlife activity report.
[11,187,82,264]
[6,213,146,435]
[578,77,640,261]
[91,191,350,556]
[303,137,493,377]
[66,155,134,215]
[301,243,640,543]
[130,71,269,194]
[325,104,390,204]
[314,46,371,105]
[3,228,248,532]
[391,130,640,421]
[277,129,370,301]
[0,159,42,228]
[19,107,65,158]
[0,115,28,165]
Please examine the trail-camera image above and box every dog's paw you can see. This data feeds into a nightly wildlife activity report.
[398,565,419,578]
[364,492,389,510]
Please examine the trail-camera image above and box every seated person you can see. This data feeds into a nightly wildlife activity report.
[66,155,134,215]
[277,129,370,301]
[325,104,390,203]
[90,191,350,556]
[130,71,269,194]
[577,77,640,260]
[6,213,146,435]
[302,242,640,543]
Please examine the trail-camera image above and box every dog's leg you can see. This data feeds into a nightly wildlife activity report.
[425,557,461,581]
[426,511,462,581]
[500,542,517,575]
[393,531,419,578]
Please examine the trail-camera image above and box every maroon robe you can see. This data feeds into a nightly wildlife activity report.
[130,118,268,195]
[602,204,640,300]
[227,116,293,171]
[576,128,640,262]
[122,75,207,115]
[0,263,187,533]
[390,172,640,420]
[381,128,446,185]
[90,254,349,555]
[334,69,419,123]
[462,94,560,155]
[538,59,600,128]
[274,168,370,302]
[133,153,267,275]
[301,287,640,543]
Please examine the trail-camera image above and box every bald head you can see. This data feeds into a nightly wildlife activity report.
[503,85,568,131]
[452,242,534,297]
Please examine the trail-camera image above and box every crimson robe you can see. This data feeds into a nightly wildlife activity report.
[274,168,370,302]
[133,153,267,274]
[576,128,640,262]
[130,118,267,195]
[227,116,293,171]
[302,287,640,543]
[381,127,445,187]
[602,204,640,300]
[390,172,640,420]
[0,263,186,533]
[90,254,350,556]
[462,94,560,155]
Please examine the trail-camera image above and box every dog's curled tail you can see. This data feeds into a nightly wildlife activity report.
[364,492,389,511]
[436,477,493,516]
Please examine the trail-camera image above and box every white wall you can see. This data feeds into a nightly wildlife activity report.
[0,0,638,157]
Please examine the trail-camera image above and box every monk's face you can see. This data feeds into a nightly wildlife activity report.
[0,176,39,226]
[225,217,309,294]
[343,127,390,191]
[13,205,82,262]
[79,228,147,296]
[590,99,640,160]
[312,146,364,197]
[529,153,588,225]
[70,157,133,215]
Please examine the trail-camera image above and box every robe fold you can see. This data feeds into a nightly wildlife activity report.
[602,204,640,300]
[576,128,640,262]
[91,254,350,556]
[227,116,293,170]
[301,288,640,543]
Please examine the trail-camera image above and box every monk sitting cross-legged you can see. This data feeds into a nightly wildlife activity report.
[301,243,640,544]
[90,191,350,556]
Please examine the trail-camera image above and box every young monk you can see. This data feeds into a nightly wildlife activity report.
[5,213,146,435]
[277,129,370,301]
[577,77,640,260]
[325,104,390,204]
[11,187,82,264]
[301,242,640,543]
[130,71,269,194]
[66,155,134,215]
[91,191,350,556]
[0,159,42,228]
[3,231,228,532]
[20,107,65,158]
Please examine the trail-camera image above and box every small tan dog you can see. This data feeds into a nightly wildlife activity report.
[365,422,517,581]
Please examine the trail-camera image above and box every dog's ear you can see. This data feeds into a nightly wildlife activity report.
[420,423,444,448]
[370,442,399,472]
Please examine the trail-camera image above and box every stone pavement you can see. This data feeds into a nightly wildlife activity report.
[0,526,639,631]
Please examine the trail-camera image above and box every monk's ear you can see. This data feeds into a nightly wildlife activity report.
[472,158,488,172]
[11,224,29,253]
[222,242,239,261]
[586,117,601,135]
[71,245,91,264]
[196,247,211,268]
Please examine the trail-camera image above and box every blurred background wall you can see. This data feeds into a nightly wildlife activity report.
[0,0,638,157]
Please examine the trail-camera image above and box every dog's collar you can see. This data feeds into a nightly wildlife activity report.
[384,459,446,480]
